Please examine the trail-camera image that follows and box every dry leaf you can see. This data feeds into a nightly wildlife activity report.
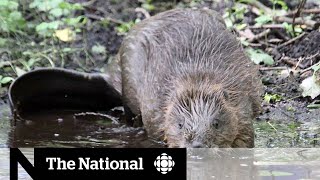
[54,28,75,42]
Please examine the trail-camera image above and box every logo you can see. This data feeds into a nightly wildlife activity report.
[154,153,175,174]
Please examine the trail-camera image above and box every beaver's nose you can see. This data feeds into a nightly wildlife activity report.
[192,141,204,148]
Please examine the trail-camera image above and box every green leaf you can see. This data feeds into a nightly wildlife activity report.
[92,44,106,54]
[30,0,63,11]
[59,2,83,10]
[142,3,155,11]
[236,23,247,30]
[264,93,282,103]
[15,67,27,77]
[7,1,19,10]
[0,38,7,47]
[307,103,320,109]
[246,48,274,65]
[36,21,61,36]
[65,16,87,27]
[62,47,72,52]
[0,77,14,84]
[116,21,135,34]
[311,64,320,72]
[300,76,320,99]
[255,15,272,25]
[49,8,63,17]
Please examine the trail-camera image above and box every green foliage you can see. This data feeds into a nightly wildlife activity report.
[271,0,288,10]
[312,64,320,73]
[0,75,14,86]
[0,0,26,33]
[282,22,303,37]
[141,0,155,11]
[246,48,274,65]
[0,0,87,86]
[91,44,107,55]
[223,3,247,29]
[36,21,61,37]
[254,15,272,26]
[307,101,320,109]
[116,19,140,35]
[30,0,86,37]
[264,93,282,103]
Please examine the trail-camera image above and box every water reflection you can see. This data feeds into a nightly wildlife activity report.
[8,110,163,148]
[187,148,320,180]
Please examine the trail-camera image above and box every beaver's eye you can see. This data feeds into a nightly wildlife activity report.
[178,123,183,129]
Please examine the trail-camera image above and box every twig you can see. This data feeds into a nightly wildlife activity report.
[84,5,125,24]
[286,8,320,16]
[135,7,150,18]
[294,57,303,70]
[248,29,271,42]
[277,32,306,49]
[268,38,283,43]
[247,0,272,14]
[249,24,285,29]
[249,24,284,29]
[300,52,320,73]
[292,0,307,36]
[267,121,278,132]
[259,66,288,71]
[85,13,124,24]
[281,56,299,67]
[79,0,97,7]
[273,16,316,27]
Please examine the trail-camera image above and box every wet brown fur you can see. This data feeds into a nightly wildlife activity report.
[118,8,263,147]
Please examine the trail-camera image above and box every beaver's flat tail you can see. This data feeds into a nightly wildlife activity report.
[8,67,122,120]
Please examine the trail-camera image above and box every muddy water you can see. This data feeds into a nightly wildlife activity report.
[187,148,320,180]
[0,98,320,148]
[255,100,320,148]
[0,101,163,148]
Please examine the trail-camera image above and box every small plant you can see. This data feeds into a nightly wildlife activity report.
[0,75,14,87]
[30,0,86,38]
[0,0,26,33]
[254,14,273,26]
[91,44,107,56]
[271,0,288,10]
[282,22,303,37]
[116,19,140,35]
[264,93,282,103]
[246,48,274,65]
[141,0,155,11]
[223,3,247,30]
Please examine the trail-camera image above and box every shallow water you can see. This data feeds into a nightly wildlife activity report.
[0,101,163,148]
[0,99,320,148]
[187,148,320,180]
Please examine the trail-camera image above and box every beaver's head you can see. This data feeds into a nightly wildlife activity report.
[163,82,239,148]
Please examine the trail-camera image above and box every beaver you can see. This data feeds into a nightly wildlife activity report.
[118,8,263,148]
[9,8,262,148]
